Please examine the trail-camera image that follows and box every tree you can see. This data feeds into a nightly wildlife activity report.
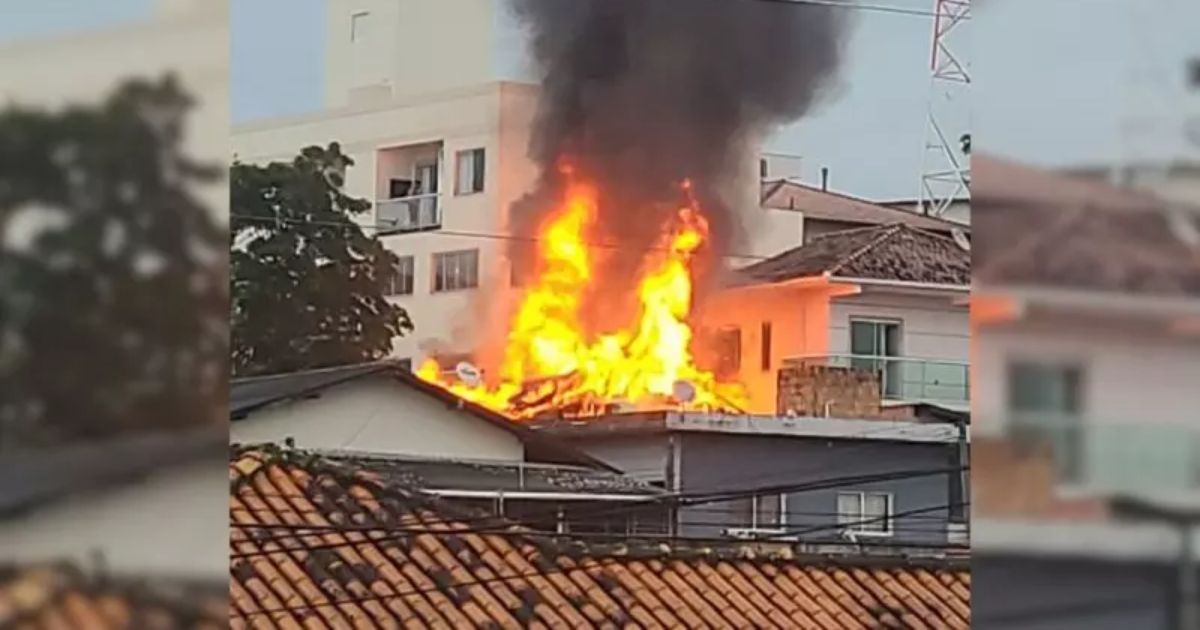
[0,75,227,446]
[230,143,411,377]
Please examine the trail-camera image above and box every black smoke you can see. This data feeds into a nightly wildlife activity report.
[509,0,848,321]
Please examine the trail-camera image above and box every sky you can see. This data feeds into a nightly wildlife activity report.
[4,0,1197,200]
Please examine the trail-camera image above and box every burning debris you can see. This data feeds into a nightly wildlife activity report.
[418,0,847,419]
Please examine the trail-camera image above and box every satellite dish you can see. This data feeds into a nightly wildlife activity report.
[951,228,971,252]
[672,380,696,404]
[455,362,482,387]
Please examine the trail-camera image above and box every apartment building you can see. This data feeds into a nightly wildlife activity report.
[231,0,807,365]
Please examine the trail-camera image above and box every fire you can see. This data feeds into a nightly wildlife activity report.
[417,177,746,418]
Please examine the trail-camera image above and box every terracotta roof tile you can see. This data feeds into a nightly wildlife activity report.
[736,223,970,287]
[0,564,226,629]
[229,450,970,628]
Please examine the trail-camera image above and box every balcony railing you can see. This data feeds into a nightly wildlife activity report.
[1009,414,1200,494]
[793,354,969,406]
[376,193,441,233]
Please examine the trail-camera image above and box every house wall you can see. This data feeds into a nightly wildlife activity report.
[229,374,525,462]
[828,291,970,362]
[551,434,672,485]
[676,433,958,544]
[973,322,1200,436]
[0,459,228,581]
[700,284,837,413]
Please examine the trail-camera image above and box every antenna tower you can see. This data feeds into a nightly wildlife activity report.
[917,0,970,217]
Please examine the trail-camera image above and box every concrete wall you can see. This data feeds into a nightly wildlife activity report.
[324,0,500,108]
[230,374,525,462]
[0,459,228,580]
[700,284,838,413]
[973,322,1200,437]
[677,433,957,544]
[828,290,970,362]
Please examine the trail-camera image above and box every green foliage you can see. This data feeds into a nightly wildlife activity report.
[230,143,411,377]
[0,75,227,445]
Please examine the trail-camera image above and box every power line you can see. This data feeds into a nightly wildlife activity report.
[749,0,968,20]
[230,212,779,262]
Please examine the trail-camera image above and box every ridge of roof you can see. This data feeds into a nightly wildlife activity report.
[229,361,617,471]
[760,179,966,231]
[736,222,970,287]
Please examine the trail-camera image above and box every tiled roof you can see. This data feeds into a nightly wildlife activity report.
[972,153,1164,213]
[230,449,971,628]
[760,180,963,232]
[0,563,226,628]
[737,223,971,287]
[974,202,1200,297]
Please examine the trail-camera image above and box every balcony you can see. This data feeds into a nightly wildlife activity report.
[793,354,970,407]
[1009,414,1200,494]
[376,193,441,233]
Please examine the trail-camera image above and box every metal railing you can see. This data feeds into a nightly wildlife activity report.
[376,193,441,232]
[791,354,969,406]
[1008,414,1200,494]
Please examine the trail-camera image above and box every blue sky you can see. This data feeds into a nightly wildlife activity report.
[4,0,1197,200]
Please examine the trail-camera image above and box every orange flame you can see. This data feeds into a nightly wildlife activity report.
[417,178,746,418]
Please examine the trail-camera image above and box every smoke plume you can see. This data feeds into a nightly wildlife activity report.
[508,0,848,319]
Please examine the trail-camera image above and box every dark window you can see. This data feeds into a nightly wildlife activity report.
[386,255,415,295]
[1188,57,1200,90]
[759,158,768,179]
[760,321,772,372]
[715,327,741,379]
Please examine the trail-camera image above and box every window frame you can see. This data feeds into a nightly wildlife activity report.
[455,148,486,195]
[387,255,415,296]
[836,491,894,537]
[431,249,480,293]
[714,326,742,379]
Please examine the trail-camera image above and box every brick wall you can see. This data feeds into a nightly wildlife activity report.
[775,360,883,418]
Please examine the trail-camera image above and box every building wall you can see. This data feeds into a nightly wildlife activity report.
[551,434,672,485]
[324,0,500,108]
[676,433,958,544]
[0,459,228,580]
[700,284,839,413]
[232,82,537,361]
[973,322,1200,437]
[827,290,970,362]
[230,375,526,462]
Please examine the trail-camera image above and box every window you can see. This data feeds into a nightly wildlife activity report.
[837,492,893,535]
[1007,361,1082,415]
[1008,361,1085,482]
[735,494,785,530]
[849,318,902,397]
[760,321,772,372]
[1189,57,1200,90]
[759,158,768,179]
[386,256,414,296]
[714,327,741,379]
[432,249,479,292]
[455,148,486,194]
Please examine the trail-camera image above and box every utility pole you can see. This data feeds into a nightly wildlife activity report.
[1111,496,1199,630]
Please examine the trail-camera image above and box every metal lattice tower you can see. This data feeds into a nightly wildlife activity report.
[917,0,970,218]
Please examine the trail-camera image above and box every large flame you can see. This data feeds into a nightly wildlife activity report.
[417,177,746,419]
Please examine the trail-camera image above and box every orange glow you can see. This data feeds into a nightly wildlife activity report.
[417,176,746,419]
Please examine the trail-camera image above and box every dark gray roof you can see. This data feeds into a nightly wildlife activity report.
[0,426,227,518]
[326,454,661,495]
[736,223,971,286]
[230,362,391,418]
